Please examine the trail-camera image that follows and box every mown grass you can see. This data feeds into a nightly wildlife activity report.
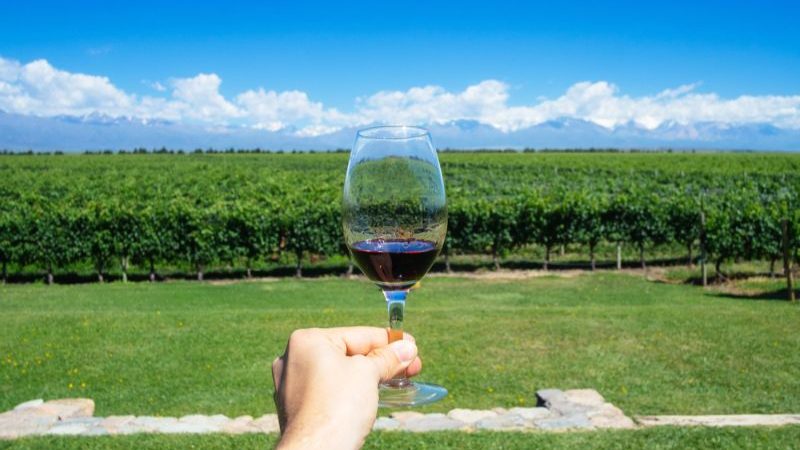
[2,273,799,420]
[3,427,800,450]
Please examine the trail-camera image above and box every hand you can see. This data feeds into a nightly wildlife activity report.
[272,327,422,450]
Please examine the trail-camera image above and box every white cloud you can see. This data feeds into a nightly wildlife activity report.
[294,123,342,137]
[655,82,701,99]
[0,55,799,136]
[170,73,242,123]
[0,57,134,117]
[355,80,512,128]
[352,80,800,132]
[236,88,346,131]
[0,58,20,82]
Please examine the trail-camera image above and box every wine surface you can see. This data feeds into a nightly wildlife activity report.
[349,239,439,289]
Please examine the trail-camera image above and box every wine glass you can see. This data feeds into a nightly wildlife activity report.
[343,125,448,407]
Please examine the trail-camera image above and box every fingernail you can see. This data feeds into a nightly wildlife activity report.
[390,340,417,363]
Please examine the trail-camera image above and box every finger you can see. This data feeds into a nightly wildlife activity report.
[366,340,418,382]
[271,356,284,391]
[405,356,422,378]
[323,326,416,356]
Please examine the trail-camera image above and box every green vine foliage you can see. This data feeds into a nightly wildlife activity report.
[0,152,797,281]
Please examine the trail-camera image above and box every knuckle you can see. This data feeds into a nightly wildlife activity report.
[288,328,308,342]
[288,328,320,345]
[287,328,326,355]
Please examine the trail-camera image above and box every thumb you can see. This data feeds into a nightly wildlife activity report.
[367,340,418,382]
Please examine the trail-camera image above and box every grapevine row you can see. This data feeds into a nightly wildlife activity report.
[0,187,797,284]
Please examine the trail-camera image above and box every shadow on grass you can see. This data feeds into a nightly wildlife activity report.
[0,254,723,286]
[3,265,354,285]
[681,270,788,287]
[498,255,689,271]
[707,288,799,302]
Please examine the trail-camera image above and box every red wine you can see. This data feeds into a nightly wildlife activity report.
[349,239,439,289]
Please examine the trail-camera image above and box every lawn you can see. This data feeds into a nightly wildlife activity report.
[4,427,800,450]
[1,272,799,447]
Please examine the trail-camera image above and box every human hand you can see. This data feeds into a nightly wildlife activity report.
[272,327,422,450]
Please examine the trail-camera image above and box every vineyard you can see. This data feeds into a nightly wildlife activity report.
[0,151,798,293]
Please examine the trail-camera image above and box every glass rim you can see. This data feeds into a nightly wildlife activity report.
[356,125,430,140]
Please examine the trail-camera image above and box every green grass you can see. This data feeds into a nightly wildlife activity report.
[2,273,799,419]
[3,273,800,448]
[3,427,800,450]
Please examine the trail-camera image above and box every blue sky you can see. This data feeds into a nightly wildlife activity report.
[3,1,799,101]
[0,1,799,148]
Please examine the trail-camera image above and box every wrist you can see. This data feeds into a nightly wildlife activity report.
[277,416,367,450]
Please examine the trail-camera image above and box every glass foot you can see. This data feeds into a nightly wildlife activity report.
[379,381,448,408]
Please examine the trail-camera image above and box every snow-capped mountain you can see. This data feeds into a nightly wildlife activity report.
[1,111,798,151]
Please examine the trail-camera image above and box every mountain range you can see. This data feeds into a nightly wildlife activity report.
[1,111,798,151]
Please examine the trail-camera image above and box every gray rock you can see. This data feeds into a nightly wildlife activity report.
[46,418,104,436]
[563,389,606,408]
[100,415,136,435]
[128,416,178,433]
[446,409,497,424]
[126,416,221,434]
[537,388,594,416]
[372,417,400,431]
[178,414,207,422]
[179,414,209,422]
[177,414,230,433]
[160,421,219,434]
[535,389,566,407]
[222,415,258,434]
[0,414,59,439]
[402,413,464,432]
[475,413,527,430]
[251,414,280,433]
[535,414,593,430]
[38,398,95,419]
[390,411,425,422]
[0,395,642,439]
[45,424,88,436]
[0,399,90,439]
[551,402,593,416]
[14,399,44,411]
[636,414,800,428]
[0,397,95,438]
[82,426,111,436]
[587,403,636,429]
[508,407,551,421]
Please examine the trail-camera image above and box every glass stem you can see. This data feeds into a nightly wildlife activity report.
[383,289,411,388]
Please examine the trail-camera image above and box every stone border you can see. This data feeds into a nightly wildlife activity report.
[636,415,800,427]
[2,389,799,439]
[0,399,280,439]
